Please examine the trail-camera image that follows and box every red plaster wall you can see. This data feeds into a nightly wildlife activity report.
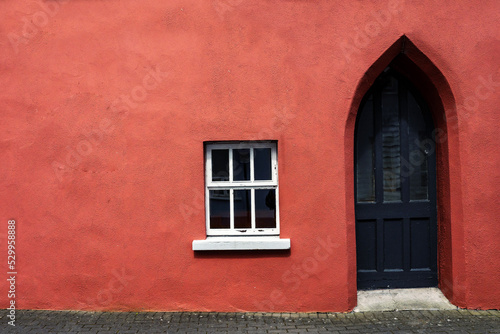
[0,0,499,312]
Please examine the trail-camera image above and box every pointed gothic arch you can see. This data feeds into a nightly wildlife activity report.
[344,36,466,308]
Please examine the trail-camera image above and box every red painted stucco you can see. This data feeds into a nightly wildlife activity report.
[1,0,499,312]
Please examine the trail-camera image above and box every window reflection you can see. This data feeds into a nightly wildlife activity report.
[233,149,250,181]
[255,189,276,228]
[209,190,230,228]
[211,149,229,181]
[382,76,401,202]
[408,91,429,200]
[234,190,251,228]
[357,95,375,202]
[254,148,272,180]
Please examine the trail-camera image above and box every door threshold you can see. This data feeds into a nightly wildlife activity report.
[354,287,457,312]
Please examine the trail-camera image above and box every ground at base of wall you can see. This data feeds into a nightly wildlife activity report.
[354,287,457,312]
[1,309,499,333]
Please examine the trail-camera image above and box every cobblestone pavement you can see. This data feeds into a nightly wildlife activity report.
[0,309,499,333]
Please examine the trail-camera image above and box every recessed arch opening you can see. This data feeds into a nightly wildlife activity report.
[344,36,466,309]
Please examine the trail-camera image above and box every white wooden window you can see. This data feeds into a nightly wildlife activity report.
[205,142,279,236]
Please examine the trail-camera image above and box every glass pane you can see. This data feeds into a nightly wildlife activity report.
[209,190,230,229]
[233,149,250,181]
[234,190,251,229]
[254,148,272,180]
[382,76,401,202]
[255,189,276,229]
[211,149,229,181]
[356,95,375,202]
[408,91,429,200]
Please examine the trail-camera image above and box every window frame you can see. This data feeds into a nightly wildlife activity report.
[205,141,280,236]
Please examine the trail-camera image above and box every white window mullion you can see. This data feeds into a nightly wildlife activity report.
[250,148,255,182]
[207,149,212,184]
[208,182,274,188]
[206,149,212,232]
[251,188,255,230]
[228,149,233,182]
[275,185,280,234]
[272,146,277,183]
[230,189,234,230]
[206,185,211,232]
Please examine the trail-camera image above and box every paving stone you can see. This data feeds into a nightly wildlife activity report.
[0,309,499,333]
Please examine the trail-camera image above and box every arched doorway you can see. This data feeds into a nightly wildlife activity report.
[354,66,438,289]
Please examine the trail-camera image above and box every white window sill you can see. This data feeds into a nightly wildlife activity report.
[192,236,291,251]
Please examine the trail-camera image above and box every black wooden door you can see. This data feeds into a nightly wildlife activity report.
[355,68,438,289]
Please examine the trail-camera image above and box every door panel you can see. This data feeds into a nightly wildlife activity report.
[383,219,404,270]
[356,220,377,271]
[355,68,437,289]
[410,218,431,270]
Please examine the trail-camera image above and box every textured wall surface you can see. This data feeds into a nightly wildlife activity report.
[0,0,499,312]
